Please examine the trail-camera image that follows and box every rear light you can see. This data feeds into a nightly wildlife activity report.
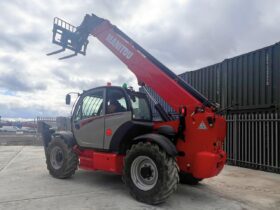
[179,106,187,117]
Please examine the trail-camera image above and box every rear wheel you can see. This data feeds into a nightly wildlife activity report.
[179,172,203,185]
[46,137,78,179]
[123,142,179,205]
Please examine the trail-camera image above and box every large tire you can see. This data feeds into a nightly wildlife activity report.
[46,137,78,179]
[179,172,203,185]
[123,142,179,205]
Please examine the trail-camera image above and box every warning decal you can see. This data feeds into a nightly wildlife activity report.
[198,121,207,130]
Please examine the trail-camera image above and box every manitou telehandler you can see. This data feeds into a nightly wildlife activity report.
[42,13,227,204]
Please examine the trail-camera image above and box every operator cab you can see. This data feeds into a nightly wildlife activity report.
[67,86,153,151]
[106,87,152,121]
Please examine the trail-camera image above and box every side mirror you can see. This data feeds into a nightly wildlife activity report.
[66,94,71,105]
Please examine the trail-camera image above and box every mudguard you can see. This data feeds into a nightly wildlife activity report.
[133,133,178,156]
[38,121,76,151]
[52,131,77,147]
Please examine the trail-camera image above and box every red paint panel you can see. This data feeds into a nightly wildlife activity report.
[176,113,226,178]
[79,149,124,174]
[192,150,226,179]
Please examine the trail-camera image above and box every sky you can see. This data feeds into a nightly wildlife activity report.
[0,0,280,119]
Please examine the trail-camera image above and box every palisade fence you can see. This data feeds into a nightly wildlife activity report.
[36,116,71,133]
[225,112,280,173]
[36,116,56,133]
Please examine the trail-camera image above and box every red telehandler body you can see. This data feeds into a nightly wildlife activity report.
[42,14,227,204]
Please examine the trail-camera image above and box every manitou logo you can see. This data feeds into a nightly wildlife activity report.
[106,33,134,59]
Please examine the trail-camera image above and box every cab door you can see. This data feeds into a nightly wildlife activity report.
[72,88,105,149]
[103,87,132,150]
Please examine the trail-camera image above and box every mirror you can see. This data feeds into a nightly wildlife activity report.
[66,94,71,105]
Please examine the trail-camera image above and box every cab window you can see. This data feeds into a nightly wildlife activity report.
[129,94,151,121]
[74,89,104,121]
[106,88,128,114]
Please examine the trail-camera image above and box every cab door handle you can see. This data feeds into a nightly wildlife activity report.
[75,123,80,129]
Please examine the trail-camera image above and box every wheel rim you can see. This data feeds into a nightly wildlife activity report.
[130,156,158,191]
[50,146,64,170]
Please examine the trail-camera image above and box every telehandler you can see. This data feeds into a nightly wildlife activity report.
[42,13,227,204]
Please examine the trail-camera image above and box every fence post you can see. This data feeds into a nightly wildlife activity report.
[233,114,237,165]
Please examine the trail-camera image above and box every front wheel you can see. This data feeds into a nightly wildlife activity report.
[46,137,78,179]
[123,142,179,205]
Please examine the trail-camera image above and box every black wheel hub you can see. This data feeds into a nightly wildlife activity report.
[140,165,153,179]
[56,152,63,162]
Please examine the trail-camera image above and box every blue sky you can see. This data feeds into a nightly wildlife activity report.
[0,0,280,119]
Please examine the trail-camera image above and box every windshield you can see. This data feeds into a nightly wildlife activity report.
[129,94,152,121]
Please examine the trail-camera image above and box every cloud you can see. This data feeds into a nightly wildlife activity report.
[0,70,46,92]
[0,0,280,118]
[133,0,280,71]
[54,69,134,90]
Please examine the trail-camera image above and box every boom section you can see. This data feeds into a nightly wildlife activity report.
[48,14,216,112]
